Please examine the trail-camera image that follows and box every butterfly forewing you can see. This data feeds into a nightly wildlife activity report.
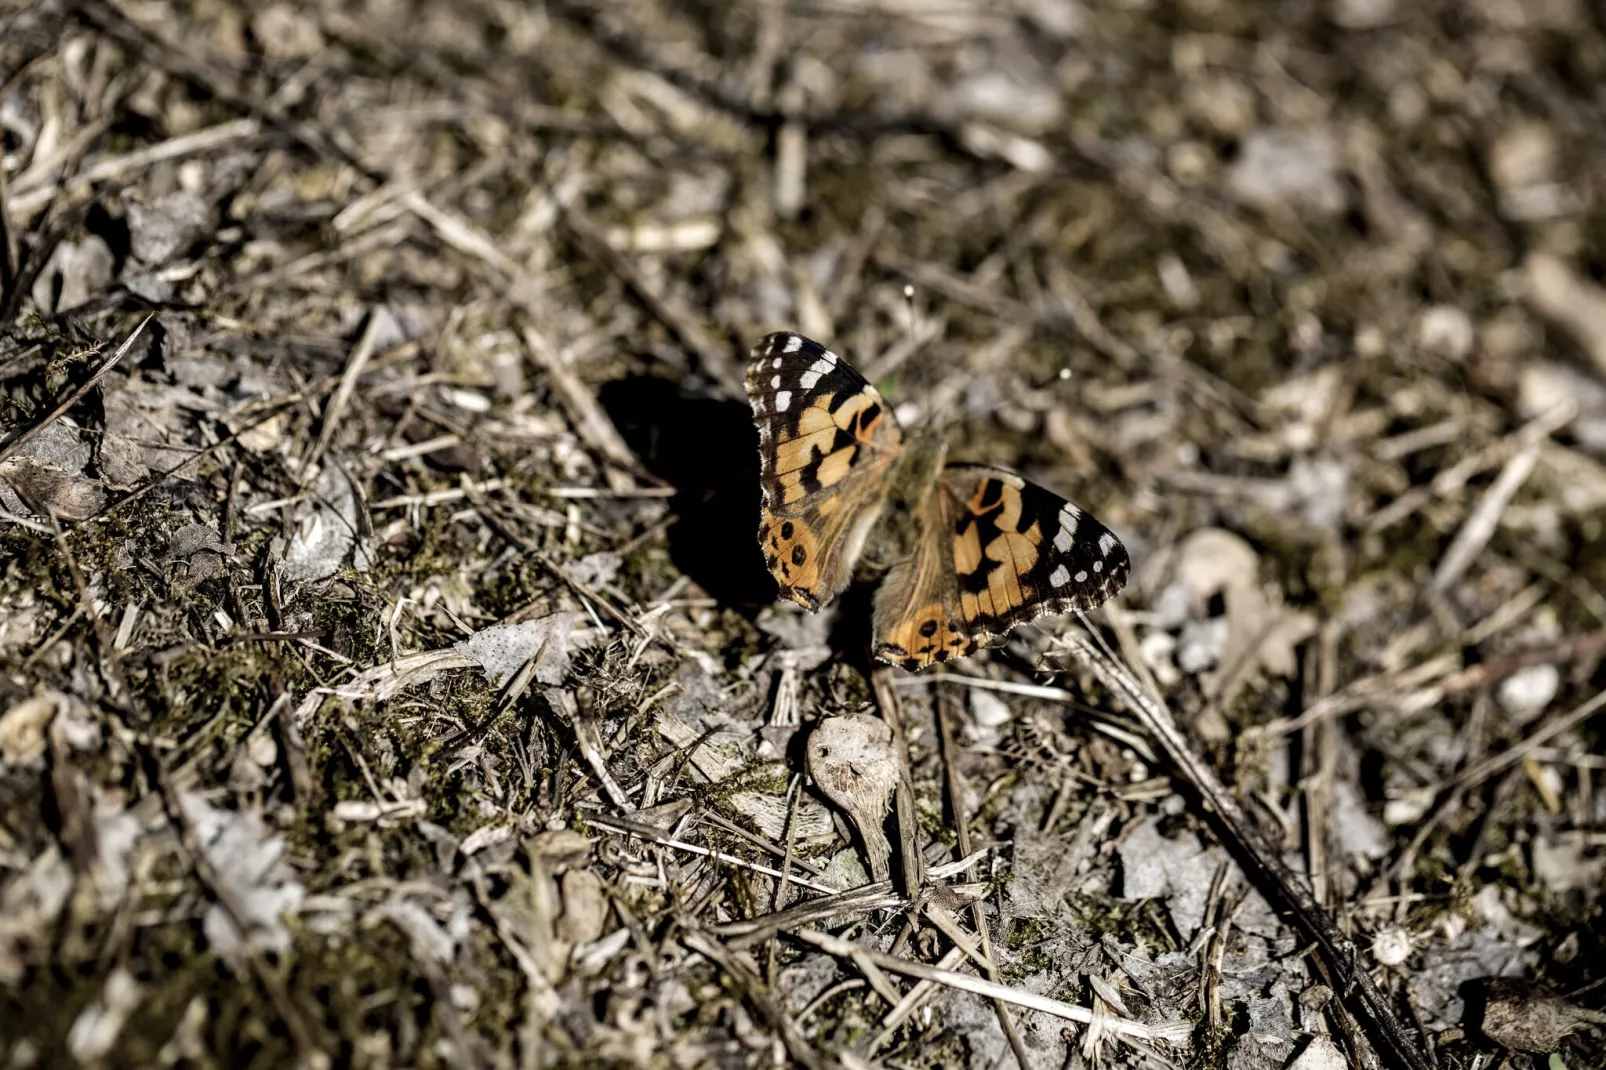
[745,332,903,611]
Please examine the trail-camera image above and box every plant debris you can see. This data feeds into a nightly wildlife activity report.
[2,0,1604,1067]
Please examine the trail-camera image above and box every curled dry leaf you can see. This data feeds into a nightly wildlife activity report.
[807,714,899,882]
[0,458,105,520]
[280,463,373,585]
[179,794,303,960]
[454,611,576,687]
[382,899,460,966]
[29,236,115,315]
[0,693,58,765]
[556,868,610,946]
[1476,978,1606,1052]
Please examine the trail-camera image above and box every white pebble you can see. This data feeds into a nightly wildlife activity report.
[1416,305,1474,360]
[1497,663,1559,720]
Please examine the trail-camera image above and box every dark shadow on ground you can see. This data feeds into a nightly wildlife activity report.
[599,375,776,611]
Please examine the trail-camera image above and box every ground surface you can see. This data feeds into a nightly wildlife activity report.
[1,0,1605,1067]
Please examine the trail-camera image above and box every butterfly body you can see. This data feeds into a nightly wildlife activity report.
[746,331,1129,671]
[862,430,949,568]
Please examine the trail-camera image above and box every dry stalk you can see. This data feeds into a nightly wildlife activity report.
[1049,629,1433,1070]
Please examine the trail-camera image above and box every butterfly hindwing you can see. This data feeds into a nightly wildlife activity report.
[871,483,978,670]
[746,332,903,611]
[872,464,1129,671]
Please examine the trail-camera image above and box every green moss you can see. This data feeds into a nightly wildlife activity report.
[1005,916,1058,975]
[1063,890,1176,954]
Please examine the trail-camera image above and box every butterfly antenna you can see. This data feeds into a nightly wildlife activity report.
[902,284,918,341]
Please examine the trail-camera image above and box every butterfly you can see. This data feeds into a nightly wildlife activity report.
[745,331,1129,671]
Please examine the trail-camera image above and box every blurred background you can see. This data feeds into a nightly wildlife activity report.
[2,0,1604,1067]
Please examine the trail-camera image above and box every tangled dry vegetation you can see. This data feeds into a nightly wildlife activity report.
[3,0,1606,1067]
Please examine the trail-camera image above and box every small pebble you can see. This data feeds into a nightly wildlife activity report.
[1497,663,1559,720]
[1416,305,1475,360]
[1287,1035,1348,1070]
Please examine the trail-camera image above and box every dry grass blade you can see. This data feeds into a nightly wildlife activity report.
[300,309,382,478]
[793,928,1193,1047]
[1428,401,1573,595]
[584,814,843,895]
[9,119,263,218]
[933,685,1030,1068]
[3,1,1601,1065]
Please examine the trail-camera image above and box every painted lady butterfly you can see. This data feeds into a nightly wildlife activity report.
[746,331,1129,670]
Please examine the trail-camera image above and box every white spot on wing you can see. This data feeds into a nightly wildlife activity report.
[1054,507,1080,552]
[1049,565,1070,588]
[772,357,783,369]
[771,374,782,388]
[1093,560,1103,573]
[800,371,823,389]
[775,390,792,411]
[1098,532,1117,556]
[783,335,803,353]
[1075,570,1088,583]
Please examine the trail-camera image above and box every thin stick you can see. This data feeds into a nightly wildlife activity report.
[935,685,1031,1069]
[556,689,635,813]
[1051,630,1434,1070]
[9,119,263,217]
[766,773,805,980]
[0,315,151,467]
[520,323,644,486]
[867,946,967,1050]
[713,880,901,950]
[301,309,383,478]
[1429,438,1543,596]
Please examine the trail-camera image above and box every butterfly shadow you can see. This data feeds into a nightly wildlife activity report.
[599,375,778,613]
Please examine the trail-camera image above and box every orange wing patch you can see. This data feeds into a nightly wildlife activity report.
[747,333,903,613]
[759,510,825,610]
[875,599,975,671]
[773,390,888,506]
[955,474,1044,622]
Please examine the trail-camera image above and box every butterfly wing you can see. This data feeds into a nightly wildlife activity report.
[746,332,903,611]
[873,464,1128,670]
